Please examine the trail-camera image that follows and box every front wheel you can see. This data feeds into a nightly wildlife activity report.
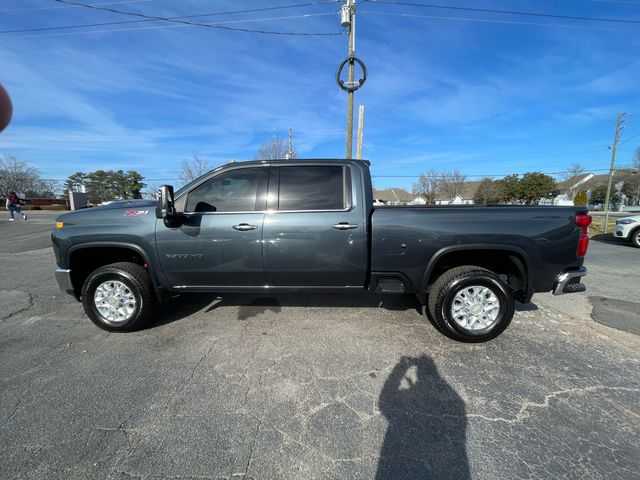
[427,266,515,342]
[632,229,640,248]
[81,262,156,332]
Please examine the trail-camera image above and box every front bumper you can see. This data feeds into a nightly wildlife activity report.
[54,268,74,296]
[553,266,587,295]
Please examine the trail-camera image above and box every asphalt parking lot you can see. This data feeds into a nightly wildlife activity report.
[1,212,639,480]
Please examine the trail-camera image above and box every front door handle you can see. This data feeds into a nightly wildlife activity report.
[332,222,359,230]
[233,223,259,231]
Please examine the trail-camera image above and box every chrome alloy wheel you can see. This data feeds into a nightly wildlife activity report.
[94,280,137,325]
[450,285,501,332]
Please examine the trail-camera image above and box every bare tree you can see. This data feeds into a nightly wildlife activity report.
[473,178,504,204]
[36,179,60,198]
[143,183,160,200]
[634,147,640,170]
[0,156,41,197]
[256,137,296,160]
[562,162,587,198]
[563,162,585,181]
[178,154,210,185]
[412,169,441,205]
[440,169,467,202]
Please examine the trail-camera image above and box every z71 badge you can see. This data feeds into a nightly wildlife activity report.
[124,210,149,216]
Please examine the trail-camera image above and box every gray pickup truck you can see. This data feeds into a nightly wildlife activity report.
[51,159,591,342]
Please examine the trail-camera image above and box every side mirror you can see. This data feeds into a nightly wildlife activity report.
[157,185,175,220]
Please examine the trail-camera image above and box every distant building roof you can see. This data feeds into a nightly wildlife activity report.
[372,188,414,202]
[434,181,480,202]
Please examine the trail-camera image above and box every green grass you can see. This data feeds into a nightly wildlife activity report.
[590,217,611,235]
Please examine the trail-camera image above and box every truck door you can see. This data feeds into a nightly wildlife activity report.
[155,166,268,288]
[262,165,366,287]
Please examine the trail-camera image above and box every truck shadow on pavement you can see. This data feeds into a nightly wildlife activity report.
[146,292,425,328]
[591,234,636,248]
[515,302,539,312]
[147,293,540,330]
[376,354,470,480]
[230,293,424,321]
[143,294,221,329]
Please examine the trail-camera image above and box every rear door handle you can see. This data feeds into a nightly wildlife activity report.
[332,222,359,230]
[233,223,259,231]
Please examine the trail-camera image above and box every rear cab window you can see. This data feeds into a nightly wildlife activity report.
[274,165,352,211]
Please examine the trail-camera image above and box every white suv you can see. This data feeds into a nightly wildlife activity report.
[614,215,640,248]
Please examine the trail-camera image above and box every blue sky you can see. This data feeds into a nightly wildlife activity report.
[1,0,640,191]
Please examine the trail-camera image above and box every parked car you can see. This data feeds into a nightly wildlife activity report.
[51,159,591,342]
[614,215,640,248]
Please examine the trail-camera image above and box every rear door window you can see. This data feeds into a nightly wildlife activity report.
[278,166,347,211]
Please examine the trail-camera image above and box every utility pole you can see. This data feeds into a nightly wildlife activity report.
[356,105,365,159]
[285,127,294,160]
[337,0,365,159]
[344,0,356,159]
[604,112,627,233]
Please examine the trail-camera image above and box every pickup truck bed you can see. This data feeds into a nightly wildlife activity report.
[371,205,583,300]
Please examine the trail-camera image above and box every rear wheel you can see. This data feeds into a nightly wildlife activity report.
[427,266,514,342]
[81,262,156,332]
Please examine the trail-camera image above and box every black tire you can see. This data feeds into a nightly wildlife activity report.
[81,262,156,332]
[632,229,640,248]
[427,266,514,342]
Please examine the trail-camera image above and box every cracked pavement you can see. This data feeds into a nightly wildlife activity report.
[1,213,639,479]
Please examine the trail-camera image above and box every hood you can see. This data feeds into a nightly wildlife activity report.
[96,199,158,210]
[617,215,640,223]
[56,199,158,223]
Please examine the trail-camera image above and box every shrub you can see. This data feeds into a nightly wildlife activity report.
[574,191,588,206]
[40,205,70,210]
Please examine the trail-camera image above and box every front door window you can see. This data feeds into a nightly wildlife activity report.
[186,168,264,213]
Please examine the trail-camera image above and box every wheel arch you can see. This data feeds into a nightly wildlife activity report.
[421,244,533,303]
[66,242,160,299]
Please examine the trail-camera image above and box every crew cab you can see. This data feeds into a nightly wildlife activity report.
[51,159,590,342]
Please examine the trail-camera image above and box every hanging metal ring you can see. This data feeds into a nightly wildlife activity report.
[336,56,367,92]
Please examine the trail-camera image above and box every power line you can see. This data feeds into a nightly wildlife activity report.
[1,12,339,36]
[2,1,342,35]
[620,132,640,145]
[579,0,640,4]
[358,10,625,30]
[38,165,638,183]
[372,167,638,179]
[0,0,154,13]
[363,0,640,25]
[24,0,344,36]
[7,16,340,39]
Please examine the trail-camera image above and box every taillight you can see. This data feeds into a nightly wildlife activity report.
[577,235,589,257]
[575,214,592,232]
[576,213,592,257]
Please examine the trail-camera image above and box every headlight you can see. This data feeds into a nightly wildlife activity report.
[617,219,636,225]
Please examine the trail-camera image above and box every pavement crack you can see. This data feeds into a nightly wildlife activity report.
[466,385,640,425]
[1,292,35,321]
[159,342,217,418]
[1,393,26,429]
[186,346,213,386]
[242,417,262,478]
